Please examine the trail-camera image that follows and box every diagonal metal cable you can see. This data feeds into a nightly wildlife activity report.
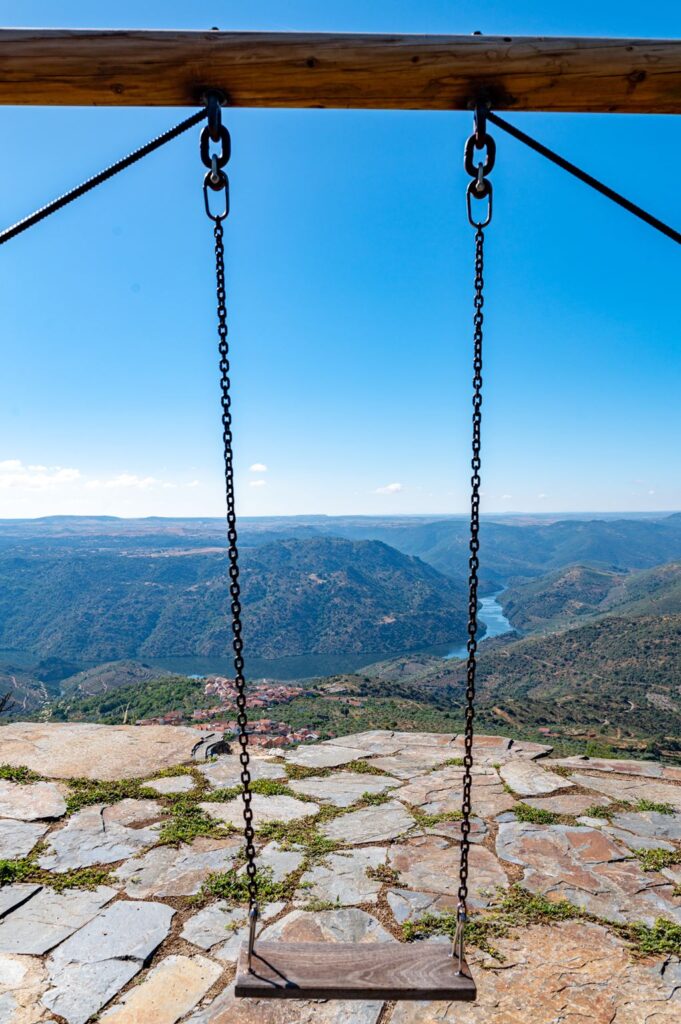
[0,108,207,246]
[487,111,681,245]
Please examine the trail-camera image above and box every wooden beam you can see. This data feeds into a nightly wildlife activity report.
[0,30,679,113]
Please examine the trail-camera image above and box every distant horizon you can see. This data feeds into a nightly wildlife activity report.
[0,509,678,523]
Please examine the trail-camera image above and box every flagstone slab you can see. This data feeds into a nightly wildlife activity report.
[368,748,459,778]
[397,766,515,817]
[0,952,50,1024]
[386,887,460,925]
[198,756,287,789]
[200,793,317,827]
[570,772,681,811]
[321,800,414,845]
[0,819,49,859]
[260,907,395,945]
[298,847,388,906]
[43,900,174,1024]
[388,835,507,908]
[99,953,222,1024]
[323,730,411,755]
[38,804,158,872]
[0,885,41,921]
[389,920,681,1024]
[524,793,612,816]
[422,815,487,844]
[496,820,681,925]
[611,809,681,842]
[186,982,383,1024]
[283,744,369,769]
[145,775,196,795]
[0,780,66,821]
[499,759,574,797]
[288,771,399,807]
[0,885,116,955]
[238,840,304,884]
[600,825,676,853]
[0,723,208,781]
[115,836,241,897]
[549,756,665,777]
[181,900,285,952]
[102,798,164,827]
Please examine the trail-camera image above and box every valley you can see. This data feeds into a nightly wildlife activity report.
[0,512,680,762]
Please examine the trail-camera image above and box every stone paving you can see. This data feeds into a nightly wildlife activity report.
[0,723,679,1023]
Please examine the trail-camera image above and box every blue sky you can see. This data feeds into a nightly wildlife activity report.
[1,1,679,518]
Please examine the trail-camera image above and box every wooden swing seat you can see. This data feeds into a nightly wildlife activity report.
[235,940,476,1001]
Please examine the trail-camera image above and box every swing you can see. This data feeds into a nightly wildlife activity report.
[212,100,491,1001]
[1,34,677,1001]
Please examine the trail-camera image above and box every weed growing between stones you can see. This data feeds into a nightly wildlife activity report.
[343,760,390,776]
[199,865,294,904]
[366,864,400,884]
[0,851,113,891]
[0,763,43,783]
[513,803,560,825]
[410,808,463,828]
[301,898,338,912]
[155,800,233,846]
[358,791,391,806]
[258,816,340,859]
[202,779,297,803]
[438,758,465,768]
[635,799,676,815]
[65,777,159,814]
[635,848,681,872]
[282,763,331,780]
[402,885,681,961]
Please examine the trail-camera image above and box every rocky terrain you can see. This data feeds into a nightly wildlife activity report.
[0,723,680,1023]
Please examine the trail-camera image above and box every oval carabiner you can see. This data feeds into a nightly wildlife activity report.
[204,173,230,222]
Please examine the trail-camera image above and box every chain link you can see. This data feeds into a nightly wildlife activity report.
[458,106,492,947]
[204,103,259,911]
[458,222,484,922]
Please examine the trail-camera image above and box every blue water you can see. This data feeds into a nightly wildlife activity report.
[445,591,512,660]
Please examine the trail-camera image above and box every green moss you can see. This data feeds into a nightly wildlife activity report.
[513,802,559,825]
[439,757,465,768]
[0,764,42,784]
[258,817,339,859]
[635,799,676,815]
[635,848,681,872]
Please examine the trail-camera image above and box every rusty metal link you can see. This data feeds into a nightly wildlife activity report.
[204,108,259,914]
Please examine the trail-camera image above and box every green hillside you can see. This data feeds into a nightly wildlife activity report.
[0,537,468,663]
[501,562,681,633]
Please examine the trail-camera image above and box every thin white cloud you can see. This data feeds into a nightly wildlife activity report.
[85,473,166,491]
[186,480,200,488]
[249,463,268,473]
[501,493,512,500]
[0,460,81,490]
[648,489,656,495]
[249,479,267,488]
[374,482,403,495]
[537,493,547,500]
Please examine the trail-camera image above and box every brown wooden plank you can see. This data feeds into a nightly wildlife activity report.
[234,940,477,1000]
[0,30,679,112]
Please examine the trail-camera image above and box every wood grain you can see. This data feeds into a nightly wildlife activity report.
[234,940,477,1000]
[0,30,679,112]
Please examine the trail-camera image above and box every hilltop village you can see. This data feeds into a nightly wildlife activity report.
[137,675,320,748]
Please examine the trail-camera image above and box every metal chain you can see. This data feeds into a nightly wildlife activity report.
[455,107,492,971]
[203,98,258,911]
